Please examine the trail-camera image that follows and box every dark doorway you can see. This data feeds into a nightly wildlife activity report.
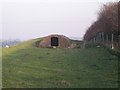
[51,37,59,46]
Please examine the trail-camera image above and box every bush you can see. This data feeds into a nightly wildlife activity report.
[35,40,41,47]
[107,48,120,57]
[85,42,102,48]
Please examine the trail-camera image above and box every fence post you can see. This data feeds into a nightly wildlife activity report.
[101,32,104,43]
[99,32,101,42]
[112,33,114,49]
[99,33,101,43]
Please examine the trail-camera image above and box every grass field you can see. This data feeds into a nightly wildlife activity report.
[2,39,119,88]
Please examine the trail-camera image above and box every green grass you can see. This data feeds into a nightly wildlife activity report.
[2,39,119,88]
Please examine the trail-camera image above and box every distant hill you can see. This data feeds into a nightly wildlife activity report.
[0,39,22,47]
[69,36,83,40]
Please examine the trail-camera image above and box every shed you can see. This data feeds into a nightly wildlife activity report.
[39,34,71,48]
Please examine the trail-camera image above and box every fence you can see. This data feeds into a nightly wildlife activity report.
[87,32,120,49]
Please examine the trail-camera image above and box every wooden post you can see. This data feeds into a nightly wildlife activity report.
[112,33,114,43]
[102,32,104,43]
[101,32,102,43]
[99,33,101,43]
[99,32,101,42]
[112,33,114,49]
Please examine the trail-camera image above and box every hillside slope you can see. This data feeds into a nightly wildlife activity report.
[2,39,118,88]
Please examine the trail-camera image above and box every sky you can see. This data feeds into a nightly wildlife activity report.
[0,0,118,40]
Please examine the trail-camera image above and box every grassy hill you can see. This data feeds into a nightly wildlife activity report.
[2,38,119,88]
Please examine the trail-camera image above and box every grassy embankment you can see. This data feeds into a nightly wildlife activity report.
[2,38,119,88]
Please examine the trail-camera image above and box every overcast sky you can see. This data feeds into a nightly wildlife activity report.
[0,0,118,40]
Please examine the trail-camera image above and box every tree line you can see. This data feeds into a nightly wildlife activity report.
[83,2,119,49]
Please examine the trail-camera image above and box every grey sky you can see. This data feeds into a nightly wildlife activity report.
[1,0,118,40]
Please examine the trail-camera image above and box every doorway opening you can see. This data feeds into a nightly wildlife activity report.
[51,37,59,46]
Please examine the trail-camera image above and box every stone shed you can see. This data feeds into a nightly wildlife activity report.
[39,34,71,48]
